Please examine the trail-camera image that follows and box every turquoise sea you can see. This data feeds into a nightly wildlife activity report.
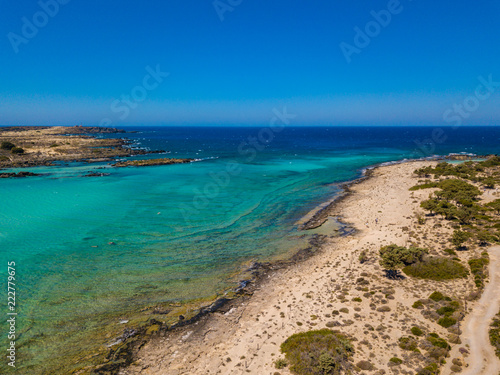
[0,126,499,374]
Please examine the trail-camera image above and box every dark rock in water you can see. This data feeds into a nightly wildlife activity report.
[83,172,111,177]
[247,262,263,272]
[108,242,116,245]
[0,171,42,178]
[121,328,138,341]
[235,280,251,293]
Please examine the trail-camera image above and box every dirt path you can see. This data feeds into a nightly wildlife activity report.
[446,246,500,375]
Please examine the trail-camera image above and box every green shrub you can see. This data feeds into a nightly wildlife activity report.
[280,329,353,375]
[317,353,337,374]
[417,362,439,375]
[427,334,450,349]
[379,244,428,278]
[413,300,424,309]
[437,179,481,203]
[487,199,500,215]
[429,292,445,301]
[399,336,419,351]
[403,257,469,281]
[352,297,362,302]
[480,156,500,168]
[436,306,457,316]
[1,141,15,150]
[420,198,440,215]
[356,360,374,371]
[438,316,457,328]
[274,358,287,369]
[410,182,439,191]
[443,248,457,256]
[411,326,424,336]
[469,254,490,288]
[389,357,403,365]
[11,147,24,154]
[477,231,494,246]
[489,312,500,359]
[482,177,496,189]
[451,230,472,249]
[450,364,462,372]
[358,250,368,264]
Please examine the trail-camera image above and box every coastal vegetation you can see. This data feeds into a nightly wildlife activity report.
[451,230,471,249]
[1,140,24,154]
[379,244,427,278]
[381,158,500,373]
[490,311,500,359]
[279,329,354,375]
[1,141,16,150]
[403,257,468,281]
[378,244,468,281]
[468,252,490,289]
[412,158,500,288]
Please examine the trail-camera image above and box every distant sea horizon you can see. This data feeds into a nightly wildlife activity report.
[1,125,499,374]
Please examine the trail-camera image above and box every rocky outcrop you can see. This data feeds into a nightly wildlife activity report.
[83,172,112,177]
[0,171,42,178]
[0,126,166,169]
[112,158,194,168]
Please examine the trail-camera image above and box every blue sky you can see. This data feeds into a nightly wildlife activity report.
[1,0,499,126]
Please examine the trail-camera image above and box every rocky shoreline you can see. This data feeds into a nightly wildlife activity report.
[92,234,329,375]
[0,126,165,170]
[0,171,42,178]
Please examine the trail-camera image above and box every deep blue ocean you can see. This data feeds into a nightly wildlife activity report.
[0,126,498,374]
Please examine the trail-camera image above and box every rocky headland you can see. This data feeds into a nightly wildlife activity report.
[0,126,175,171]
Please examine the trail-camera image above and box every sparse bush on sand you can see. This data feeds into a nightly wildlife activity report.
[280,329,353,375]
[403,257,468,281]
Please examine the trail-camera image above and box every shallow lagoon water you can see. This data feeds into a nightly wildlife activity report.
[0,126,499,373]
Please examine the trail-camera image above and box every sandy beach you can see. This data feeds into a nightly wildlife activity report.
[118,160,500,375]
